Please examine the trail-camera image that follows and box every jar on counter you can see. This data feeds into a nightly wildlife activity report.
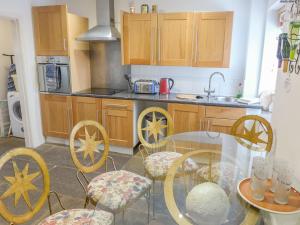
[141,4,149,14]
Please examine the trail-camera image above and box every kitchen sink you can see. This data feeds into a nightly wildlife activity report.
[213,96,237,103]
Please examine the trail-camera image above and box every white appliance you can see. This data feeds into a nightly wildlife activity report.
[7,91,24,138]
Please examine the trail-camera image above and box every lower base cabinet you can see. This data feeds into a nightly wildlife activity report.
[102,99,134,148]
[168,103,246,134]
[168,103,205,133]
[72,96,102,139]
[40,95,136,148]
[40,94,73,138]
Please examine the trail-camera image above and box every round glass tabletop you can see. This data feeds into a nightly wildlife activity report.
[103,131,267,225]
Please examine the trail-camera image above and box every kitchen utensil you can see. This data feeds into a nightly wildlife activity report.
[281,33,291,73]
[124,74,133,92]
[133,79,159,94]
[159,78,174,95]
[176,94,202,100]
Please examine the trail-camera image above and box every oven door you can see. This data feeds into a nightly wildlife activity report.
[38,64,71,93]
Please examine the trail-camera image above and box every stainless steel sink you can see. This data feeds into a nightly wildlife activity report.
[213,96,237,103]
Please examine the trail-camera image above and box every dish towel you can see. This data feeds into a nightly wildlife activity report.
[7,64,16,92]
[45,64,59,90]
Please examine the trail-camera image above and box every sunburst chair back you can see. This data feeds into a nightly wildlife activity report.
[0,148,113,225]
[137,107,174,155]
[69,120,152,224]
[231,115,273,152]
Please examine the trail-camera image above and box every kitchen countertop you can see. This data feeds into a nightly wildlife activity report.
[42,89,262,109]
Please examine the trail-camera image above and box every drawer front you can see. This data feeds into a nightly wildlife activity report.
[210,118,236,127]
[102,99,134,111]
[205,106,246,120]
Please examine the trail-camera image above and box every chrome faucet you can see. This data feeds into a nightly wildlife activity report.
[204,72,226,98]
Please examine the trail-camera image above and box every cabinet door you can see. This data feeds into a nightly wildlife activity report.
[206,118,236,134]
[72,97,101,138]
[168,103,205,134]
[158,13,193,66]
[193,12,233,67]
[40,94,72,138]
[122,13,157,65]
[102,99,133,147]
[205,106,245,134]
[33,5,69,56]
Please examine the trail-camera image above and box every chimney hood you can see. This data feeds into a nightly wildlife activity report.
[77,0,120,41]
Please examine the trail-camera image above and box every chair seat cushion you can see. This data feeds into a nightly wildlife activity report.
[87,170,152,211]
[144,151,198,178]
[38,209,113,225]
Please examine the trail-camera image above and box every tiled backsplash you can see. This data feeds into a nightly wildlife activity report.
[131,65,243,96]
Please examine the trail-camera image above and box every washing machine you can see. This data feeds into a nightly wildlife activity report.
[7,91,24,138]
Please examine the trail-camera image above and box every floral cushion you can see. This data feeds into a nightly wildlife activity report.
[38,209,113,225]
[144,151,198,178]
[87,170,152,211]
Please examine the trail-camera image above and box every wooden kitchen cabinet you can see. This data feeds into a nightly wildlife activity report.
[205,106,246,134]
[122,13,157,65]
[32,5,91,92]
[102,99,135,147]
[168,103,245,134]
[168,103,205,134]
[32,5,69,56]
[121,11,233,67]
[158,13,194,66]
[193,12,233,67]
[40,94,72,138]
[72,96,102,138]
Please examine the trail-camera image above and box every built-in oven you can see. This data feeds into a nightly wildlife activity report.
[37,56,71,94]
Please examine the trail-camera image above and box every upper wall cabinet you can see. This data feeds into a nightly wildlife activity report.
[122,13,157,65]
[121,11,233,68]
[158,13,193,66]
[33,5,69,56]
[193,12,233,68]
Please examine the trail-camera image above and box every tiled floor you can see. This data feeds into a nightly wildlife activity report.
[0,137,175,225]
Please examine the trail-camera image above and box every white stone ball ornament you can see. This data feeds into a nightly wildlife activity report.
[186,182,230,225]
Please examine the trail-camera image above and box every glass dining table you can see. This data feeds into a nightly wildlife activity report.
[118,131,267,225]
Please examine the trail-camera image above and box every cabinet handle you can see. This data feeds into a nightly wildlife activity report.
[63,38,67,51]
[194,28,199,64]
[104,104,128,109]
[67,107,71,135]
[158,28,161,63]
[151,28,154,64]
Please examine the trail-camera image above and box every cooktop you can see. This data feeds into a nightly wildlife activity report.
[76,88,123,96]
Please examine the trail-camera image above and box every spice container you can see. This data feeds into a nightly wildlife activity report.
[152,5,157,13]
[141,4,149,14]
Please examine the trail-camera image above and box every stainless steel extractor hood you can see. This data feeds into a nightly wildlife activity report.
[77,0,120,41]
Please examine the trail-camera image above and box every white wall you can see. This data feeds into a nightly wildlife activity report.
[115,0,266,97]
[31,0,97,28]
[0,0,44,147]
[272,2,300,182]
[0,18,15,100]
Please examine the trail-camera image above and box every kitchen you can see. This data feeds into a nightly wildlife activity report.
[0,0,299,225]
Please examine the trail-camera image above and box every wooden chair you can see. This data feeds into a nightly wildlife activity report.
[0,147,113,225]
[69,120,152,224]
[231,115,273,152]
[137,107,198,216]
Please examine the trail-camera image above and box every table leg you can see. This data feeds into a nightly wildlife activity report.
[241,205,260,225]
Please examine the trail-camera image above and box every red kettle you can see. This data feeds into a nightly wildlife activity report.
[159,78,174,94]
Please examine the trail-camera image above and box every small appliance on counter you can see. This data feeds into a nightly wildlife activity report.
[37,56,71,94]
[159,78,174,94]
[133,79,159,94]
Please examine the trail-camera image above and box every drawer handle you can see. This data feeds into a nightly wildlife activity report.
[104,104,128,109]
